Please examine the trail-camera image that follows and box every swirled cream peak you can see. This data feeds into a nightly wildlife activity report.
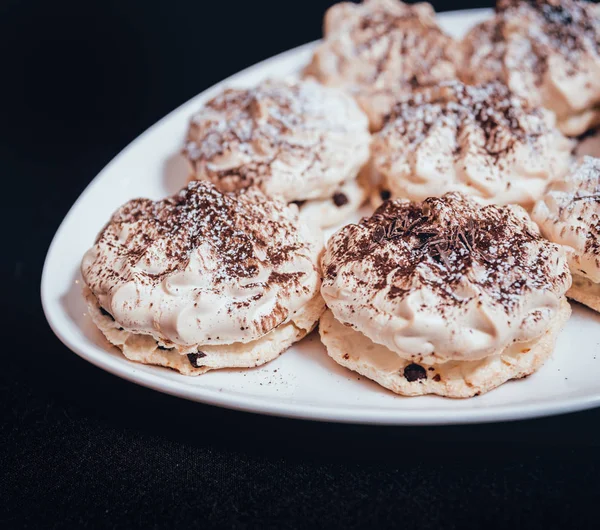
[532,156,600,283]
[459,0,600,136]
[371,81,573,208]
[183,78,370,203]
[305,0,458,130]
[81,181,322,348]
[321,192,571,363]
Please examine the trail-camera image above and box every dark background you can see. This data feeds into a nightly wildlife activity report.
[4,0,600,528]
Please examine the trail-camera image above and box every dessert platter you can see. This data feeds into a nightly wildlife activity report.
[42,1,600,424]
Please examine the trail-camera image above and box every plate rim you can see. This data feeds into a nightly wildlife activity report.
[41,7,600,425]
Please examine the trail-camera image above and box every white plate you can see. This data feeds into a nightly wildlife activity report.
[41,8,600,425]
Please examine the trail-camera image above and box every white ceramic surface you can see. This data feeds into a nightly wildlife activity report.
[41,9,600,425]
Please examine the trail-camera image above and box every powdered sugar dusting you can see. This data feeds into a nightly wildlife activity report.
[498,0,600,66]
[372,80,573,206]
[533,157,600,282]
[91,181,309,286]
[385,81,544,155]
[326,193,569,311]
[306,0,458,129]
[183,78,370,203]
[459,0,600,135]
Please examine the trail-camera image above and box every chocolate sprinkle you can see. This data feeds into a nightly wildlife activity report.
[403,363,427,382]
[332,192,349,207]
[573,194,600,202]
[187,351,207,367]
[380,189,391,201]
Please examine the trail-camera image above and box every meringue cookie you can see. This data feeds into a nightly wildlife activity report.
[370,82,573,208]
[305,0,458,131]
[183,79,371,228]
[459,0,600,137]
[320,300,570,398]
[81,181,325,374]
[532,156,600,311]
[320,193,571,396]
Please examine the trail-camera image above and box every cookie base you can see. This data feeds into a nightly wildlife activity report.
[84,287,325,375]
[319,299,571,398]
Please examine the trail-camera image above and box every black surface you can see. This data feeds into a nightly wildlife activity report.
[3,0,600,528]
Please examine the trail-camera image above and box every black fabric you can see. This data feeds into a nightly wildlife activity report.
[3,0,600,527]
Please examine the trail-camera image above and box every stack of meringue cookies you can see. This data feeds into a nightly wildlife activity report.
[81,0,600,399]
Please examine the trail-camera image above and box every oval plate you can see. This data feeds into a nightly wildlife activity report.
[41,9,600,425]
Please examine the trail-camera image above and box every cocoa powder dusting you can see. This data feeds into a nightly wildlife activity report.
[324,193,569,312]
[497,0,600,78]
[182,80,361,192]
[89,181,306,289]
[383,82,545,159]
